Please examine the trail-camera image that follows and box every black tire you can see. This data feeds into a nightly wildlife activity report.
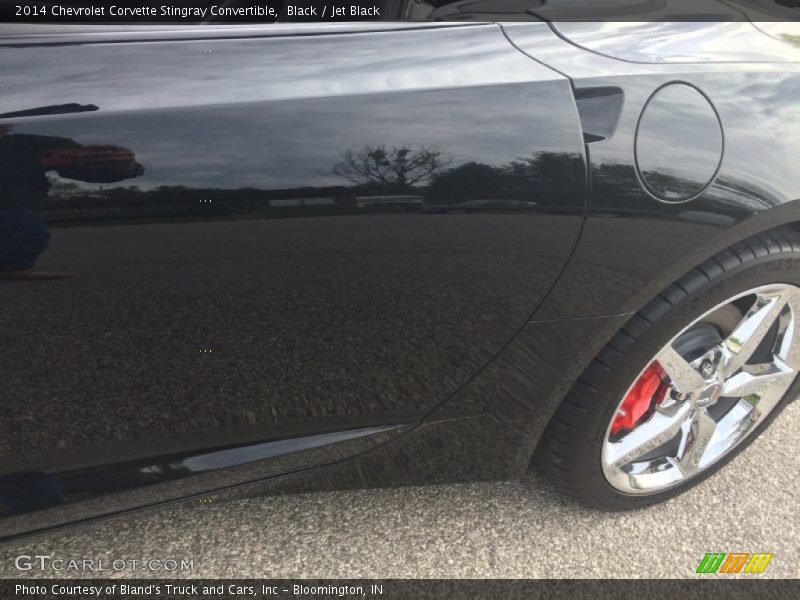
[534,226,800,510]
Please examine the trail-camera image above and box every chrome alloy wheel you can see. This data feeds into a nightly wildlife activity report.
[602,284,800,494]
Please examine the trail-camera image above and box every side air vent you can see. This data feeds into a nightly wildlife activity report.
[574,87,624,144]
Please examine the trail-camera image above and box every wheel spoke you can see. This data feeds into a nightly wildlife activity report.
[723,292,789,377]
[676,408,717,476]
[780,292,800,370]
[741,373,793,417]
[627,458,686,491]
[675,413,695,458]
[702,398,760,462]
[721,357,795,398]
[605,402,692,468]
[656,343,705,393]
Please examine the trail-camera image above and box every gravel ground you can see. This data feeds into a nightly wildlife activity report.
[2,401,798,579]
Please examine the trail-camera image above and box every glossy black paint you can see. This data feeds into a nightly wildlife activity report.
[503,22,800,321]
[1,20,799,540]
[0,22,588,538]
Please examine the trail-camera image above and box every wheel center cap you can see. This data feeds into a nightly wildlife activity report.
[696,381,722,407]
[700,359,715,378]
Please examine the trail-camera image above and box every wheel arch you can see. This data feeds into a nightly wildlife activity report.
[532,222,800,508]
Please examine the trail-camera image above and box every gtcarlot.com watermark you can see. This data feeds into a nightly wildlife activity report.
[13,554,194,573]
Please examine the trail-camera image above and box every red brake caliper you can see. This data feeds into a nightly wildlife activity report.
[610,362,669,435]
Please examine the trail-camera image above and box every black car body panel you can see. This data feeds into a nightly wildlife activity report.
[1,18,798,539]
[503,23,800,320]
[0,22,590,538]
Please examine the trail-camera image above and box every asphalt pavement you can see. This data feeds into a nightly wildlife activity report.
[1,401,798,579]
